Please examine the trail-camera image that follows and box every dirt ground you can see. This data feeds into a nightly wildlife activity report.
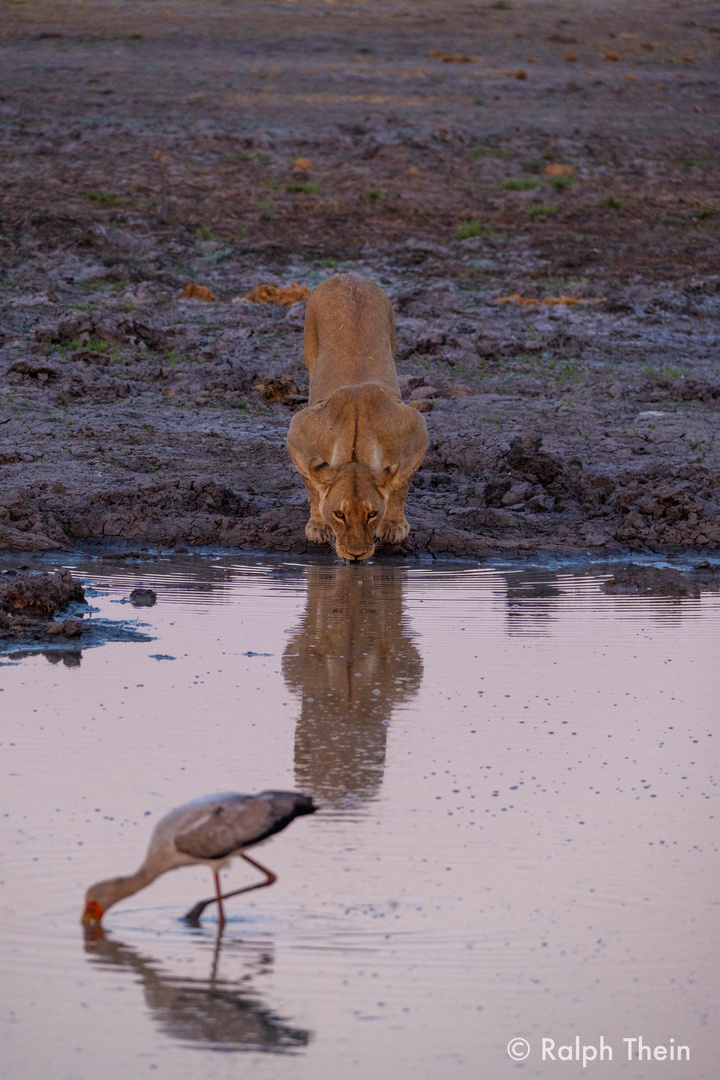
[1,0,718,558]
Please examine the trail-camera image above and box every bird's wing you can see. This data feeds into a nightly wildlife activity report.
[174,797,280,860]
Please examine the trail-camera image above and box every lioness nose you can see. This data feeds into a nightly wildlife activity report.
[345,545,374,561]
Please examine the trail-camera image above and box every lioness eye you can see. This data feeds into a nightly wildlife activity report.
[367,511,377,520]
[334,511,345,520]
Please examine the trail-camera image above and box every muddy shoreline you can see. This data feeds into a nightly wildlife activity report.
[1,0,718,558]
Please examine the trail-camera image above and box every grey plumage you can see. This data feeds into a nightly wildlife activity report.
[175,792,315,860]
[83,790,317,926]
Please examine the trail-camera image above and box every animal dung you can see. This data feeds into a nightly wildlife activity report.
[177,283,216,301]
[244,283,312,306]
[253,375,301,403]
[427,50,475,63]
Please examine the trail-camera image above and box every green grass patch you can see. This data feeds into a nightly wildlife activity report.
[84,338,111,353]
[598,194,625,210]
[556,360,581,386]
[549,175,573,191]
[456,220,495,240]
[529,202,558,218]
[364,188,384,201]
[680,155,712,170]
[84,188,125,206]
[471,145,508,159]
[503,178,541,191]
[286,181,323,194]
[196,225,217,241]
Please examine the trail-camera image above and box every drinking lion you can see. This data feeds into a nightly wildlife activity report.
[286,274,429,561]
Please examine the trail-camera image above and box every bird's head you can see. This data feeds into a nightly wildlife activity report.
[82,879,123,924]
[82,897,105,924]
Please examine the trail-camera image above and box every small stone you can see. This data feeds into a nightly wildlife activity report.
[129,588,157,606]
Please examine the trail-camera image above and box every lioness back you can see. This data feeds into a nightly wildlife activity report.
[303,274,400,406]
[286,274,428,561]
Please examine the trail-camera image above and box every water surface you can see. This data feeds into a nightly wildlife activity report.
[1,558,718,1079]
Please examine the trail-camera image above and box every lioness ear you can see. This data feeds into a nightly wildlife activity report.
[374,463,399,490]
[308,457,338,485]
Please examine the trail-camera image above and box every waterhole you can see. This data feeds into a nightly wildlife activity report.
[1,557,718,1079]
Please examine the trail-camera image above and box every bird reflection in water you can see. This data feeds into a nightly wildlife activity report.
[283,564,423,806]
[83,925,311,1053]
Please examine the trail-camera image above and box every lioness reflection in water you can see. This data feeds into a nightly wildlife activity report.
[283,564,423,807]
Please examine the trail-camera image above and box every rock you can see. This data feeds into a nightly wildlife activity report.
[0,568,85,618]
[46,618,83,637]
[410,385,440,400]
[502,482,532,507]
[504,434,564,486]
[129,587,157,606]
[284,301,307,327]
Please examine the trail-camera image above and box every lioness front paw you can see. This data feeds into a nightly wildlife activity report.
[377,518,410,544]
[306,519,334,545]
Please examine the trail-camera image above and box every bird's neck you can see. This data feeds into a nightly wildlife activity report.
[102,861,164,907]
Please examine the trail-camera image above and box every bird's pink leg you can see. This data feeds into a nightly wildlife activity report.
[238,852,277,887]
[183,854,277,925]
[213,869,226,928]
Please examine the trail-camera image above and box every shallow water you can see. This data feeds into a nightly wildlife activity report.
[1,558,718,1079]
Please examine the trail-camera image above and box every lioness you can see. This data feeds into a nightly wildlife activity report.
[287,274,429,561]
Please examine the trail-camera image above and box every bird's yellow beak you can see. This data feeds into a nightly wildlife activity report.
[82,899,105,924]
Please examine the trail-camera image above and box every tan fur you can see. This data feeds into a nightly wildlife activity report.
[286,274,429,561]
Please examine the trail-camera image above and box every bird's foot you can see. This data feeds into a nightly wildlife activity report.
[184,898,212,925]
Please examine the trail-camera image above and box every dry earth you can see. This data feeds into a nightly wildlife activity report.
[1,0,719,557]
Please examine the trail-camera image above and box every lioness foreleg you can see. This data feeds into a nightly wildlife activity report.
[303,478,334,545]
[376,479,411,544]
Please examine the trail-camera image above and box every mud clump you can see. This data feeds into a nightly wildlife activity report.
[129,588,157,607]
[253,375,304,405]
[504,435,565,487]
[0,569,87,640]
[601,566,700,599]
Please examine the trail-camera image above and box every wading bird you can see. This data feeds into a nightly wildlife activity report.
[82,790,317,927]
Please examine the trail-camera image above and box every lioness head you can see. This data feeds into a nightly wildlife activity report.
[309,459,398,561]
